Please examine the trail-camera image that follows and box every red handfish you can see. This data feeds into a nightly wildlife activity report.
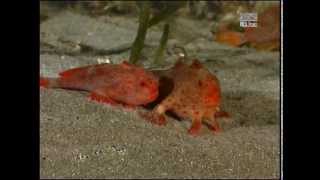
[40,61,159,106]
[141,59,230,136]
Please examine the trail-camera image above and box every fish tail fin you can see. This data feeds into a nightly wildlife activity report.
[40,77,59,88]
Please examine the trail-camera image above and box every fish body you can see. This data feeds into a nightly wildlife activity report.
[215,31,247,47]
[40,61,159,106]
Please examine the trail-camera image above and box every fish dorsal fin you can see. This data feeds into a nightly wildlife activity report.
[174,59,185,68]
[190,59,203,69]
[120,60,133,69]
[59,66,88,78]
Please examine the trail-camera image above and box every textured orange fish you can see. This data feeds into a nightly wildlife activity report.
[214,5,280,51]
[40,61,159,107]
[141,59,229,136]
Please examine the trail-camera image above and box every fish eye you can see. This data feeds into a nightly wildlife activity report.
[140,81,146,87]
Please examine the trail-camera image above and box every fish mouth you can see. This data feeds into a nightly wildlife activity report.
[144,86,158,104]
[149,89,159,102]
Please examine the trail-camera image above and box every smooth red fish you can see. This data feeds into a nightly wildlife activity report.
[40,61,159,106]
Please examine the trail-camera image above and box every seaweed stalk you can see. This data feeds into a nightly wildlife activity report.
[153,23,170,65]
[148,1,185,28]
[129,1,151,64]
